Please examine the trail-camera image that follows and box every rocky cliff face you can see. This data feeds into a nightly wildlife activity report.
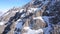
[0,0,60,34]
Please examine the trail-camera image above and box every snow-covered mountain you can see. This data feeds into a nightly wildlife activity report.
[0,0,60,34]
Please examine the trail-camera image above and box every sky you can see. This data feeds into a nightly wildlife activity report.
[0,0,31,12]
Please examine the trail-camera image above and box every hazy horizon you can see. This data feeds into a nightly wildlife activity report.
[0,0,31,12]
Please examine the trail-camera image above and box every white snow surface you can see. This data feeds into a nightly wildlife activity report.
[0,22,5,25]
[33,16,45,22]
[33,16,43,20]
[28,8,38,13]
[21,13,25,17]
[12,0,56,34]
[20,9,24,13]
[23,26,43,34]
[30,8,38,11]
[28,9,32,13]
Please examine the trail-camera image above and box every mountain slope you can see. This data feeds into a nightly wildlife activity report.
[0,0,60,34]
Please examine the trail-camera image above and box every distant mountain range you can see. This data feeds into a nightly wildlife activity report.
[0,11,3,16]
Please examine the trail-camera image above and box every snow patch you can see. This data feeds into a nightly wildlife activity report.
[28,8,38,13]
[35,29,43,33]
[46,10,50,14]
[21,13,25,17]
[0,22,5,25]
[20,9,24,13]
[33,16,45,22]
[17,19,22,22]
[23,26,43,34]
[23,27,30,30]
[28,10,32,13]
[30,8,38,11]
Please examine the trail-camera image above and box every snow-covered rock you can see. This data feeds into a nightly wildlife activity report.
[0,22,5,25]
[0,0,60,34]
